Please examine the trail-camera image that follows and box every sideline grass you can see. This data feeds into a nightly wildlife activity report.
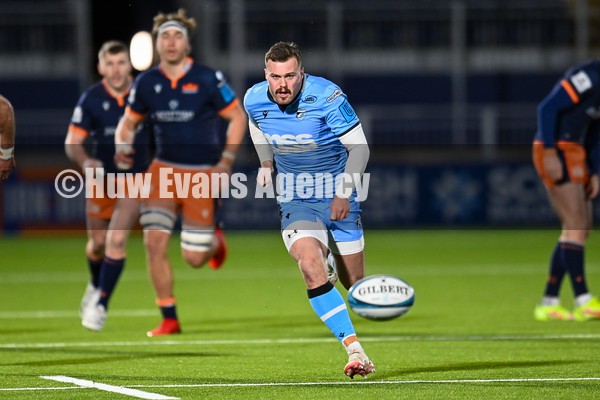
[0,230,599,399]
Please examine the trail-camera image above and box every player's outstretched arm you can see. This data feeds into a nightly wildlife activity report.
[215,101,247,173]
[331,124,370,220]
[0,95,16,180]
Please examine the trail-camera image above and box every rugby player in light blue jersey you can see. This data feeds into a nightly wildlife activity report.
[244,42,374,379]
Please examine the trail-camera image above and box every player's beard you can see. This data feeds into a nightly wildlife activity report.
[274,88,293,104]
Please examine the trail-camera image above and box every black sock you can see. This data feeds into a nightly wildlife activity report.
[160,304,178,320]
[98,256,125,309]
[87,257,102,288]
[561,242,588,297]
[543,243,565,297]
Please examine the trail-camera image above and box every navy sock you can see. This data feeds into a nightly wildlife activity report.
[160,305,178,320]
[544,243,565,297]
[561,242,588,297]
[87,257,102,288]
[98,256,125,309]
[308,282,356,342]
[156,298,178,320]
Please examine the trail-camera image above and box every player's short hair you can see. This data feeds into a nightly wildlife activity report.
[265,42,302,68]
[98,40,128,61]
[152,8,196,37]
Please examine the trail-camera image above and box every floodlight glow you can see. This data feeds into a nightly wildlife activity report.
[130,31,153,71]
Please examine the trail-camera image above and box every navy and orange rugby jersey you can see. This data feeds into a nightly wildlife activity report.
[536,60,600,147]
[69,81,149,174]
[126,59,238,166]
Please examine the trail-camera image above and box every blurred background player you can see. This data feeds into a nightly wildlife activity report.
[244,42,374,379]
[65,40,149,331]
[533,59,600,322]
[0,94,16,180]
[114,9,247,337]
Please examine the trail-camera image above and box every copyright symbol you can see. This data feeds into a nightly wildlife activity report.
[55,169,84,199]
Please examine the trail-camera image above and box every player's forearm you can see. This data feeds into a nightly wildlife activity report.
[335,124,369,199]
[220,108,247,164]
[65,142,91,168]
[115,115,137,146]
[340,124,370,177]
[0,97,15,149]
[249,122,273,165]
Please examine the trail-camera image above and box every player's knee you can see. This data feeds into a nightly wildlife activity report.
[180,230,214,268]
[106,230,127,252]
[181,249,210,268]
[296,252,326,273]
[560,229,587,245]
[86,236,105,257]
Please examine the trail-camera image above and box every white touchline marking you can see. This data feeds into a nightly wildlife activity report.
[0,386,81,392]
[132,377,600,388]
[0,309,156,319]
[2,333,600,349]
[40,376,179,400]
[0,376,593,393]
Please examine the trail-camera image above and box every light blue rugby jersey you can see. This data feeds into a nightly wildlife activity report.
[244,74,359,181]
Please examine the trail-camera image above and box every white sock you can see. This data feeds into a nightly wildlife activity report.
[541,296,560,306]
[345,341,364,356]
[575,293,592,308]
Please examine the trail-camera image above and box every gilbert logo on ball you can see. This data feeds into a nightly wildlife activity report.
[347,275,415,320]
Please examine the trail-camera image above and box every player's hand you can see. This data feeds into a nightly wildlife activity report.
[586,174,600,199]
[0,157,15,181]
[257,166,273,187]
[330,196,350,221]
[115,144,134,170]
[543,149,563,182]
[82,158,104,175]
[213,161,232,175]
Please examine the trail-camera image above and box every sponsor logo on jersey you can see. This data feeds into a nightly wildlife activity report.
[71,106,83,124]
[570,70,592,93]
[102,101,110,111]
[262,110,269,119]
[296,109,307,119]
[338,99,357,123]
[104,127,116,136]
[263,132,317,153]
[304,95,317,103]
[182,82,199,94]
[154,110,195,122]
[326,89,343,103]
[215,70,226,86]
[154,84,162,94]
[169,99,179,110]
[128,88,136,103]
[586,106,600,119]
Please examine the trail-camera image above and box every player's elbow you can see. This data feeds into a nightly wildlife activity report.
[0,96,13,117]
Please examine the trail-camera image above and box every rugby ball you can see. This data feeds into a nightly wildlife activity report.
[347,275,415,320]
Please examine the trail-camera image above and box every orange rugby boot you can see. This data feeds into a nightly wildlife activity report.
[146,318,181,337]
[208,226,227,270]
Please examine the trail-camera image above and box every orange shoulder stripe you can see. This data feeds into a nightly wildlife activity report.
[68,124,89,137]
[125,106,145,121]
[218,98,240,117]
[560,79,580,103]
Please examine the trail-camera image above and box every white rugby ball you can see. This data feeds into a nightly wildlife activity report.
[347,275,415,320]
